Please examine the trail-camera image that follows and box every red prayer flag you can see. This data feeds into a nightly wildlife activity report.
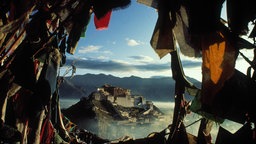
[94,10,112,30]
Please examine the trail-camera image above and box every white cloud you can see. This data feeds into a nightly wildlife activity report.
[97,56,109,60]
[102,50,113,54]
[138,55,154,62]
[129,55,154,63]
[126,38,140,46]
[112,59,131,65]
[78,45,102,54]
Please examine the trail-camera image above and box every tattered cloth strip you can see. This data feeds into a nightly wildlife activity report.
[139,0,201,58]
[35,48,61,107]
[190,90,225,123]
[218,69,256,123]
[186,0,225,35]
[92,0,131,19]
[0,5,35,58]
[149,0,177,59]
[0,16,24,33]
[0,6,32,34]
[52,0,91,54]
[65,0,92,54]
[137,0,172,58]
[226,0,256,35]
[215,123,254,144]
[173,5,201,58]
[94,10,112,30]
[40,118,55,144]
[150,15,174,58]
[200,31,238,107]
[0,30,26,65]
[190,31,239,123]
[150,18,174,58]
[191,68,256,124]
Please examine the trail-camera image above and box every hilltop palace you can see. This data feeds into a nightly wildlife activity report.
[94,84,154,109]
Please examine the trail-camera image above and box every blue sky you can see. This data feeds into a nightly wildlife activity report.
[62,1,176,78]
[61,1,254,81]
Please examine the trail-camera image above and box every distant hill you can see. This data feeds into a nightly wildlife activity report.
[59,73,201,101]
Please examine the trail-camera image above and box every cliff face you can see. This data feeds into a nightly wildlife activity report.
[62,86,164,139]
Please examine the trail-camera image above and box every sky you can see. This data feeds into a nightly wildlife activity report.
[60,0,255,82]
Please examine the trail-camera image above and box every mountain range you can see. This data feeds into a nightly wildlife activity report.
[59,73,201,101]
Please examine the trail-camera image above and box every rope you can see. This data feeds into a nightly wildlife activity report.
[185,118,203,128]
[239,51,255,69]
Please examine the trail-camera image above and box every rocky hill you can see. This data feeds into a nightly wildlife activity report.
[62,87,164,139]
